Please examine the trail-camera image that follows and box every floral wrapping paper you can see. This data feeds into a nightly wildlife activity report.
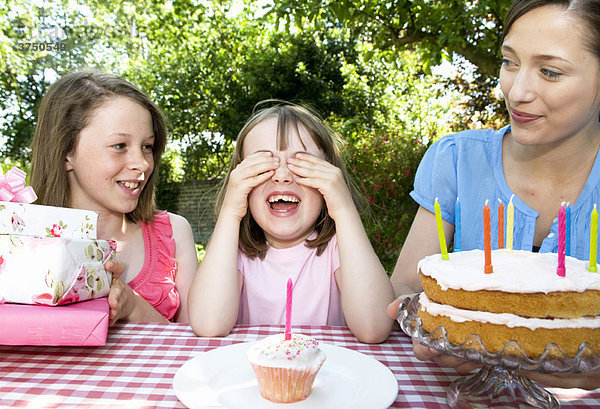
[0,235,115,306]
[0,201,98,239]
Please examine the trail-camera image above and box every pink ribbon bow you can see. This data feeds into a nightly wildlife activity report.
[0,167,37,203]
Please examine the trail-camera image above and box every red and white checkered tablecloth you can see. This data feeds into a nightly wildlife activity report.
[0,323,598,408]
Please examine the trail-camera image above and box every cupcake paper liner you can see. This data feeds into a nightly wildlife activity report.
[250,360,325,403]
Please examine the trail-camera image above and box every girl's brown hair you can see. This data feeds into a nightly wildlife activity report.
[30,70,166,223]
[215,100,364,259]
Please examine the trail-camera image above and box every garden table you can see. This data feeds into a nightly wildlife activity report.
[0,323,598,408]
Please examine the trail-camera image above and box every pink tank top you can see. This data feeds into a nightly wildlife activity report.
[128,211,180,320]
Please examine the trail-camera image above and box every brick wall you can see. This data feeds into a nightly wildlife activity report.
[171,179,222,245]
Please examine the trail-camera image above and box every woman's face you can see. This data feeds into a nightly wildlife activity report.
[500,5,600,146]
[65,96,155,217]
[243,116,325,249]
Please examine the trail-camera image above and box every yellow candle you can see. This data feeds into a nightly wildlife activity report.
[590,204,598,272]
[507,194,514,252]
[434,198,449,260]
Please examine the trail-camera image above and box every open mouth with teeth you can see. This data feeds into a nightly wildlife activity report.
[119,181,141,191]
[267,194,300,212]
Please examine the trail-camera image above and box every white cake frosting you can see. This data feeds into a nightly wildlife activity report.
[419,293,600,330]
[247,333,326,368]
[418,249,600,293]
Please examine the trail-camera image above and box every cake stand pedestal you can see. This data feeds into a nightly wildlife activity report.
[397,294,600,409]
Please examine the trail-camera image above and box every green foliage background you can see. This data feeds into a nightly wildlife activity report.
[0,0,511,272]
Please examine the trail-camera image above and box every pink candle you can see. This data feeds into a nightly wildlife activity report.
[484,200,493,274]
[285,278,293,340]
[498,199,504,249]
[557,204,566,277]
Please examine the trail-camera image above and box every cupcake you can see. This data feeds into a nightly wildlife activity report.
[247,333,326,403]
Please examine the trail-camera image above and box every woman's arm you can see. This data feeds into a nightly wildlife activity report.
[169,212,200,323]
[390,206,455,298]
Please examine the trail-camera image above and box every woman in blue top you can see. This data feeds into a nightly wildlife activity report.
[389,0,600,390]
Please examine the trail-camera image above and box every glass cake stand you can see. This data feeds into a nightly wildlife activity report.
[397,294,600,409]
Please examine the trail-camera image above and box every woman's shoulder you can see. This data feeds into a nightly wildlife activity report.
[423,127,507,165]
[434,127,507,148]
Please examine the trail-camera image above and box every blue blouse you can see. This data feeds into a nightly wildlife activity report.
[410,126,600,261]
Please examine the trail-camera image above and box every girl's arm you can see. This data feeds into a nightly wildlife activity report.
[288,153,395,344]
[188,152,279,337]
[106,257,167,324]
[108,278,168,325]
[390,206,454,298]
[187,207,243,336]
[169,212,199,323]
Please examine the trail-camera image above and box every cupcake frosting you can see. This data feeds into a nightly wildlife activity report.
[247,333,325,368]
[419,249,600,293]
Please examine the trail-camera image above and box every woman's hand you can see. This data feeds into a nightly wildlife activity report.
[519,371,600,390]
[221,152,279,221]
[287,153,354,221]
[387,296,600,389]
[386,296,480,372]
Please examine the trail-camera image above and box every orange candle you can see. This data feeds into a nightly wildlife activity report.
[498,199,504,249]
[484,200,493,274]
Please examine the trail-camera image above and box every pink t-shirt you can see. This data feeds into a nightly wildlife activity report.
[128,211,180,320]
[237,234,345,326]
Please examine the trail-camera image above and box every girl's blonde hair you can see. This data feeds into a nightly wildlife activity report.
[30,70,166,223]
[215,101,363,259]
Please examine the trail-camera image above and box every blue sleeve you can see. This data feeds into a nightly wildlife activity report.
[410,135,458,223]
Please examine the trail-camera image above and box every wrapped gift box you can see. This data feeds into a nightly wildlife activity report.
[0,201,98,239]
[0,235,115,305]
[0,297,109,346]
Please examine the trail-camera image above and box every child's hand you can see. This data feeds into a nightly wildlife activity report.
[105,260,125,281]
[221,151,279,221]
[107,276,136,326]
[287,153,355,221]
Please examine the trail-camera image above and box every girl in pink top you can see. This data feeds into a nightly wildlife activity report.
[30,71,199,324]
[189,101,395,343]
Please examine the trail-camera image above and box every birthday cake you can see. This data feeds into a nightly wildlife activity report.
[417,249,600,358]
[247,333,326,403]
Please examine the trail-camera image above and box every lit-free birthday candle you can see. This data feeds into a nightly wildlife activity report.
[557,204,566,277]
[434,198,449,260]
[484,200,493,274]
[565,202,571,257]
[507,194,514,252]
[590,205,598,273]
[454,197,462,252]
[285,278,293,340]
[498,199,504,249]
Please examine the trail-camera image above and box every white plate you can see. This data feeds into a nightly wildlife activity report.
[173,341,398,409]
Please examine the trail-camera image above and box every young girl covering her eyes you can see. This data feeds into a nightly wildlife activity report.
[30,70,199,325]
[188,101,395,343]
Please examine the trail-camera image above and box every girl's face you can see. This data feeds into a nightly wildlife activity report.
[500,5,600,146]
[65,96,155,217]
[243,116,325,249]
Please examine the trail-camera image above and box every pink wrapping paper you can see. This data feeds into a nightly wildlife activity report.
[0,297,109,346]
